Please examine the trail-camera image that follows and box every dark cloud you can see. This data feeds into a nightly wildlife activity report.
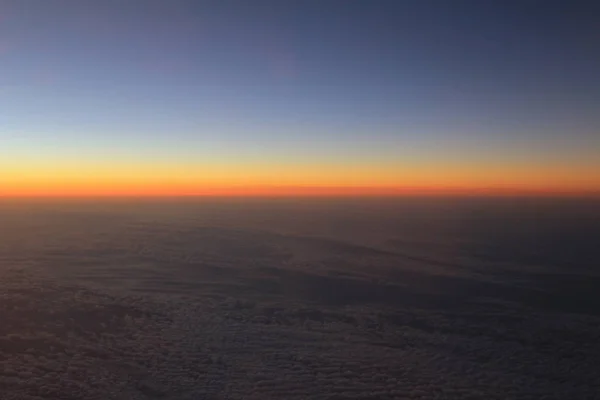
[1,200,599,399]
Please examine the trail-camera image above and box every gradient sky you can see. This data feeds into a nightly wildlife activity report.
[1,0,599,196]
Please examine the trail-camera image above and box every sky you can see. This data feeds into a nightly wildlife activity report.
[1,0,599,196]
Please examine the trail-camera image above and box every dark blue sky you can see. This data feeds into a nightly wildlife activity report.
[1,0,599,194]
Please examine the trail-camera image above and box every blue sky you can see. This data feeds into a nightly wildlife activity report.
[1,0,599,195]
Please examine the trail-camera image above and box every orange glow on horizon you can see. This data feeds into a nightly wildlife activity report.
[2,157,599,198]
[1,183,599,198]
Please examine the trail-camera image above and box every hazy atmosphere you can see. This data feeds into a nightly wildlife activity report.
[1,1,600,399]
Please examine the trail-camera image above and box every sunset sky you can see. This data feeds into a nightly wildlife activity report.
[1,0,599,197]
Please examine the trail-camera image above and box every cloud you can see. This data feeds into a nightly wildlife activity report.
[1,203,599,398]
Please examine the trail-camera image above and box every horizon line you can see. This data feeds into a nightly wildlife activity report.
[1,185,599,200]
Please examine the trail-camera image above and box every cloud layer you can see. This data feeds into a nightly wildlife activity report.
[1,200,599,399]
